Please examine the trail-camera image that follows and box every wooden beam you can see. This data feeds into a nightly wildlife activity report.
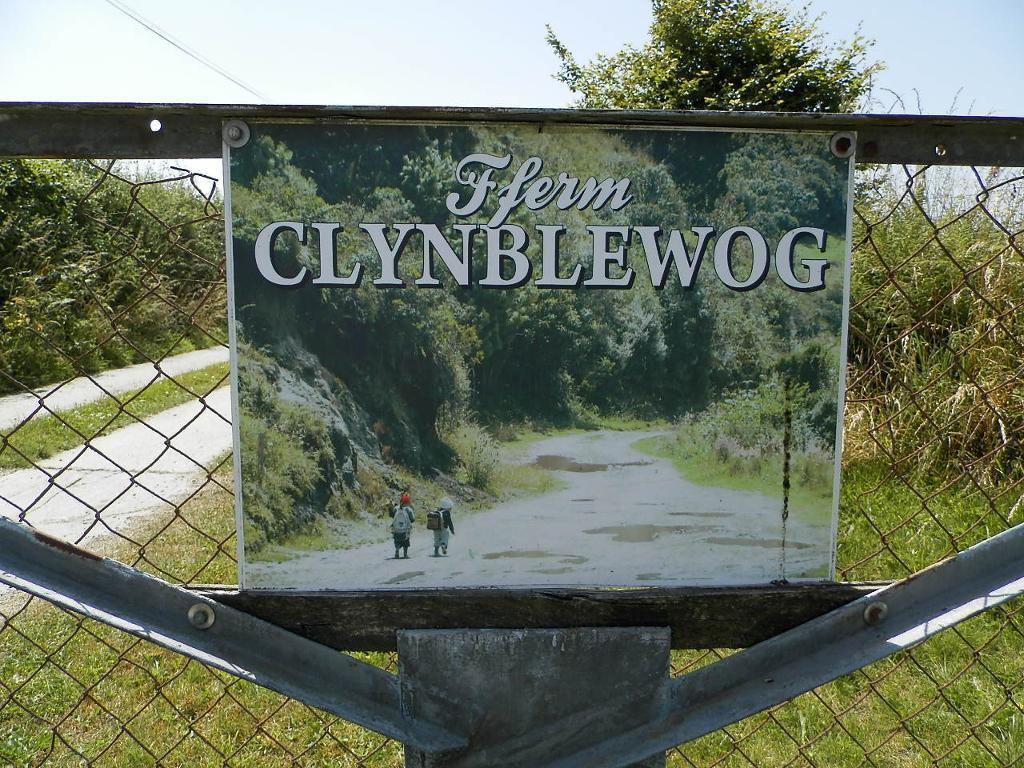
[1,103,1023,165]
[198,583,886,651]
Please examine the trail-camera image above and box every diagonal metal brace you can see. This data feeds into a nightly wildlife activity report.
[537,522,1024,768]
[0,518,466,755]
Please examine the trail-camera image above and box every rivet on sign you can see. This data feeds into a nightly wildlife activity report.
[935,144,948,158]
[187,603,216,630]
[863,601,888,626]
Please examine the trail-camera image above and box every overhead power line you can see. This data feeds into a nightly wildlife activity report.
[102,0,269,101]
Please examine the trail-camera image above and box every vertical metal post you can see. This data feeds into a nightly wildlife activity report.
[398,627,670,768]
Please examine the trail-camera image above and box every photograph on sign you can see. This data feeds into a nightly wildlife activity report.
[224,119,852,590]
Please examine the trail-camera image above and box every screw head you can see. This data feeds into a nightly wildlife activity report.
[226,125,242,141]
[863,601,889,626]
[187,603,216,630]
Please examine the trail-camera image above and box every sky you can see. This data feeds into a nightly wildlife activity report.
[1,0,1021,117]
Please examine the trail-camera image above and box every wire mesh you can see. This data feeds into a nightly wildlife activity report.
[0,153,1022,767]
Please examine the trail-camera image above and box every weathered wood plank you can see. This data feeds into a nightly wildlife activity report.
[2,103,1023,165]
[198,583,886,651]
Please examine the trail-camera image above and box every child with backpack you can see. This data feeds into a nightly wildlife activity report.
[389,492,415,559]
[427,497,456,557]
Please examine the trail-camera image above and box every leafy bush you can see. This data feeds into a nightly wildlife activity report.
[697,378,821,454]
[548,0,878,113]
[444,421,500,489]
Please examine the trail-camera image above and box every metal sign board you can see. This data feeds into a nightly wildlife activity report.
[223,117,853,590]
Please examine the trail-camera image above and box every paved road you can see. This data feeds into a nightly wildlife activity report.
[0,347,228,431]
[0,387,232,546]
[246,430,834,590]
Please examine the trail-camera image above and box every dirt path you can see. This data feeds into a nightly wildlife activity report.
[0,387,232,546]
[0,347,228,431]
[245,429,833,590]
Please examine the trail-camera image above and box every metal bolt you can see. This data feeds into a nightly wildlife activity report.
[935,144,948,158]
[863,601,888,626]
[226,125,243,141]
[187,603,216,630]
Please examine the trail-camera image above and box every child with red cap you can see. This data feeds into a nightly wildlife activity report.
[389,492,416,559]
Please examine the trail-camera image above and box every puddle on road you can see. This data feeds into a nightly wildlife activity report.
[669,511,731,518]
[483,550,549,559]
[705,537,814,550]
[534,455,608,472]
[482,550,588,564]
[584,524,713,542]
[532,454,652,473]
[383,571,425,584]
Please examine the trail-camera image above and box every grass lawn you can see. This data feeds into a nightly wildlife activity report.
[0,363,230,470]
[664,458,1024,766]
[1,451,1021,766]
[0,462,406,768]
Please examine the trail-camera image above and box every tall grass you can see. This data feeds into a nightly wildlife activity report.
[845,167,1024,487]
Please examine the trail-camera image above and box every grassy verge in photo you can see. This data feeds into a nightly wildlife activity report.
[0,362,229,470]
[491,461,566,500]
[491,415,669,451]
[633,423,834,527]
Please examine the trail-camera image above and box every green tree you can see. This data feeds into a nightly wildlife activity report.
[547,0,880,112]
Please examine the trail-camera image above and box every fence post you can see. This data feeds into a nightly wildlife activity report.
[398,627,670,768]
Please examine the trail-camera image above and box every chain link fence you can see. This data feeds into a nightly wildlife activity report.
[1,142,1022,766]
